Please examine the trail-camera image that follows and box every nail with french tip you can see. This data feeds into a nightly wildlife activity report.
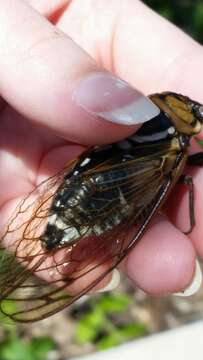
[173,259,202,297]
[97,269,120,293]
[72,72,160,125]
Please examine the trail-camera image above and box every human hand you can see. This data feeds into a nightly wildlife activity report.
[1,0,203,311]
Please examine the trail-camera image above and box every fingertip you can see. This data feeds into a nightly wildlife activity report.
[173,259,202,297]
[125,217,196,296]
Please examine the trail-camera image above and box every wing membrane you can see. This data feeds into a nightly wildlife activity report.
[0,144,181,322]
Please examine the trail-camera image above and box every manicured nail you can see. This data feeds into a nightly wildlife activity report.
[97,269,120,293]
[173,259,202,297]
[73,72,160,125]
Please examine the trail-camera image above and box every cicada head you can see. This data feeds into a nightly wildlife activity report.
[150,92,203,136]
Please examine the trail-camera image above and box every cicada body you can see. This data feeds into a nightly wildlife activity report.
[1,92,203,322]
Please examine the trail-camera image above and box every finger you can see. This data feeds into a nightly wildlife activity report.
[124,216,198,295]
[60,0,203,102]
[112,0,203,99]
[0,0,159,146]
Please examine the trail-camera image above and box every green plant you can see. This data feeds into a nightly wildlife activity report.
[75,293,148,350]
[0,334,55,360]
[0,319,55,360]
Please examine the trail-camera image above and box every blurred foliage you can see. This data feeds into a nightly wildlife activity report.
[0,326,55,360]
[144,0,203,43]
[0,300,55,360]
[74,293,148,351]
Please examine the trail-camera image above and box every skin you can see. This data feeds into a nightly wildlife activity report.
[0,0,203,297]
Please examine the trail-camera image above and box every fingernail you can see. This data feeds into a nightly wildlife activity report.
[73,72,160,125]
[97,269,120,293]
[173,259,202,297]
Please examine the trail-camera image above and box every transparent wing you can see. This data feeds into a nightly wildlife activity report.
[0,145,181,322]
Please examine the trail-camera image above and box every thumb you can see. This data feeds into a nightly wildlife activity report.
[0,0,159,145]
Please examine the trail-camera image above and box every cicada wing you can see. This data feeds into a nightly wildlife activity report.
[0,177,173,322]
[0,146,181,322]
[0,159,79,321]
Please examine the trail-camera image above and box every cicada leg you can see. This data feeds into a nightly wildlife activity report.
[178,174,195,235]
[187,152,203,166]
[180,151,203,234]
[179,152,203,234]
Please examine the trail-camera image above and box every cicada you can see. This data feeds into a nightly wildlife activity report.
[1,92,203,322]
